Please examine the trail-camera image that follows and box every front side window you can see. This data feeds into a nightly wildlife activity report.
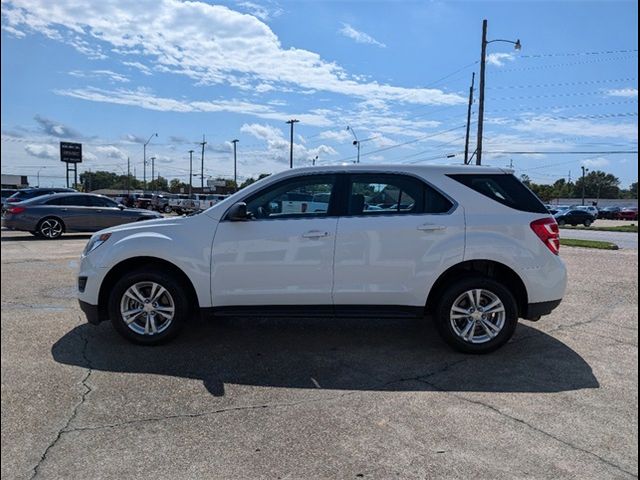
[88,196,118,207]
[245,175,336,220]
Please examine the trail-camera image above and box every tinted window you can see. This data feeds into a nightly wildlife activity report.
[448,174,547,214]
[89,196,118,207]
[347,174,453,215]
[245,175,336,220]
[46,195,92,206]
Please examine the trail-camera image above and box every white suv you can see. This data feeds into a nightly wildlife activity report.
[78,165,566,353]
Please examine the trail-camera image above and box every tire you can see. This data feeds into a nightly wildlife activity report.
[108,268,190,345]
[37,217,64,239]
[434,277,519,354]
[557,219,566,226]
[163,205,172,214]
[584,219,592,227]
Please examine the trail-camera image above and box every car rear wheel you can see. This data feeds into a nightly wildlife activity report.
[163,205,172,213]
[584,219,592,227]
[434,277,518,354]
[108,269,189,345]
[37,217,64,239]
[557,219,566,226]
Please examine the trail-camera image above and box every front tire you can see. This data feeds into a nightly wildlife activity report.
[434,277,518,354]
[557,219,566,226]
[584,219,592,227]
[108,269,189,345]
[37,217,64,239]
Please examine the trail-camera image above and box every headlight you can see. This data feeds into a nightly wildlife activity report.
[83,233,112,256]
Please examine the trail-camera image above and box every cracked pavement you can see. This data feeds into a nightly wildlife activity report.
[1,229,638,479]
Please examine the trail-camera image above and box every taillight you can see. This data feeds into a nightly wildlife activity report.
[530,218,560,255]
[7,206,26,215]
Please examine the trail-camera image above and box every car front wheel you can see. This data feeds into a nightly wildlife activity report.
[584,219,592,227]
[434,277,518,354]
[108,269,189,345]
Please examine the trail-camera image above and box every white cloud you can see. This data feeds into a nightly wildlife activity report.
[95,145,128,161]
[24,143,57,159]
[122,61,153,76]
[339,23,386,48]
[2,0,463,105]
[486,52,516,67]
[581,157,610,168]
[241,122,337,165]
[606,88,638,98]
[318,129,353,143]
[69,69,129,83]
[513,115,638,141]
[55,87,334,126]
[236,1,282,21]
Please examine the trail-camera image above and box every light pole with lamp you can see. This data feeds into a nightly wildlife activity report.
[476,19,521,166]
[581,166,589,206]
[143,133,158,191]
[188,150,194,197]
[346,126,361,164]
[150,156,156,193]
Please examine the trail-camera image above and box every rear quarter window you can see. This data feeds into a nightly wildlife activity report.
[448,173,548,214]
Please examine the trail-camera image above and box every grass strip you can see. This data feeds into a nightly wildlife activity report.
[560,225,637,233]
[560,238,619,250]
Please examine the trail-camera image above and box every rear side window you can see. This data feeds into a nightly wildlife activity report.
[448,174,547,214]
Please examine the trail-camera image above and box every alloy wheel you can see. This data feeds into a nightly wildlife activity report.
[449,289,506,344]
[119,281,175,336]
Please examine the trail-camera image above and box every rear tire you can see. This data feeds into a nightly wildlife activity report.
[163,205,172,214]
[434,277,518,354]
[108,269,189,345]
[584,219,592,227]
[558,219,566,226]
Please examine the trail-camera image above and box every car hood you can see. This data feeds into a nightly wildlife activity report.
[97,215,183,236]
[125,207,162,215]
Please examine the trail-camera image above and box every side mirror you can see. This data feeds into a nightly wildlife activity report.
[227,202,249,221]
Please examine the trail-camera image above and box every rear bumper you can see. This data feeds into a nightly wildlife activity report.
[524,299,562,321]
[79,300,103,325]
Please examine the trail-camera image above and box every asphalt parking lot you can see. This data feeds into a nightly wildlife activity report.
[1,229,638,479]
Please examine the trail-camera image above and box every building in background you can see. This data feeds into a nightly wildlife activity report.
[1,174,29,189]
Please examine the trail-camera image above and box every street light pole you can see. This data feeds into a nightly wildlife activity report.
[581,166,589,206]
[188,150,194,197]
[346,126,360,164]
[476,19,521,166]
[231,139,239,191]
[150,156,156,193]
[286,119,299,168]
[199,135,207,191]
[143,133,158,191]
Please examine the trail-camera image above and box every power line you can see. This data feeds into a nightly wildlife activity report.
[487,77,637,90]
[486,100,638,113]
[490,90,639,101]
[519,48,638,59]
[485,150,638,155]
[492,55,638,73]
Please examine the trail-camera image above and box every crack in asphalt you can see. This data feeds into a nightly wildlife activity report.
[410,376,638,479]
[28,330,94,480]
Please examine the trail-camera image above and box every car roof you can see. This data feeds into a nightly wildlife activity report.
[286,164,510,175]
[21,192,110,204]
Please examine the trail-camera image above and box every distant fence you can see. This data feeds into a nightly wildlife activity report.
[548,198,638,208]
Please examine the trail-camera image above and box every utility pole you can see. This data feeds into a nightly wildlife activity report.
[346,126,361,164]
[188,150,194,197]
[581,166,589,206]
[143,133,158,191]
[313,155,318,166]
[464,72,475,165]
[231,139,239,191]
[150,156,156,192]
[286,119,299,168]
[476,20,488,166]
[476,19,520,166]
[199,135,207,191]
[127,157,131,195]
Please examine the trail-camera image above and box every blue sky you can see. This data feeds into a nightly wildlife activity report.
[1,0,637,188]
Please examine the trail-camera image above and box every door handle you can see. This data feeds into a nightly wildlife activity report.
[417,223,446,232]
[96,209,103,213]
[302,230,330,238]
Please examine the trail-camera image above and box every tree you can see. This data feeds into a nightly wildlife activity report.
[630,182,638,199]
[169,178,189,193]
[573,170,620,199]
[147,176,169,192]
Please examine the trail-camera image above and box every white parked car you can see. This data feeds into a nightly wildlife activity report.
[78,165,567,353]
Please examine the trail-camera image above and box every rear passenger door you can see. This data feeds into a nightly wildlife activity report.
[333,173,465,308]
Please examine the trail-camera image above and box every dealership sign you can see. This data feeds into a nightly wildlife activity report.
[60,142,82,163]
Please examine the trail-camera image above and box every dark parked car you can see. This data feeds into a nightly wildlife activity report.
[1,188,19,211]
[135,193,154,210]
[4,187,76,207]
[616,208,638,221]
[554,209,596,227]
[598,206,621,219]
[1,193,162,239]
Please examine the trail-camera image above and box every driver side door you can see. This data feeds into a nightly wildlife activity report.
[211,174,338,308]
